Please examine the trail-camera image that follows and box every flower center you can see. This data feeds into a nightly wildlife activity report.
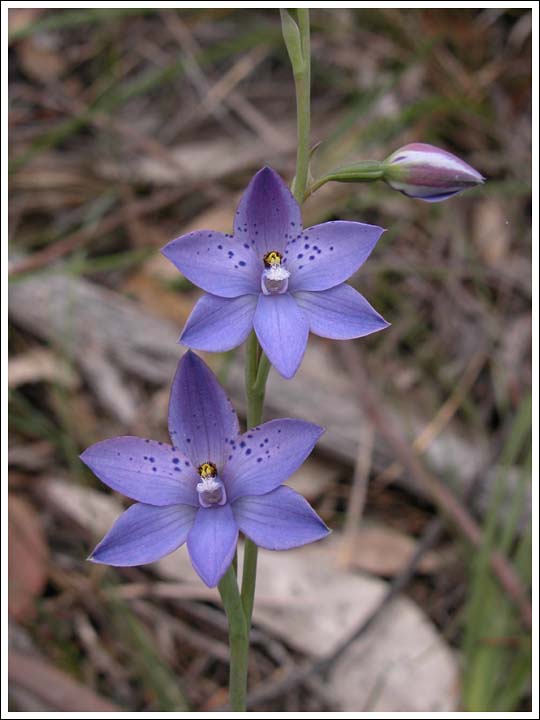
[196,462,227,507]
[261,250,290,295]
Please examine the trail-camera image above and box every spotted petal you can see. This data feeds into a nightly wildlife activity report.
[253,293,309,379]
[187,504,238,587]
[232,486,329,550]
[286,221,384,292]
[168,351,240,469]
[180,293,257,352]
[80,437,199,506]
[89,502,197,566]
[161,230,259,298]
[223,419,324,502]
[234,166,302,257]
[294,283,389,339]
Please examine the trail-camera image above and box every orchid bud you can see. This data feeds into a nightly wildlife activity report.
[382,143,484,202]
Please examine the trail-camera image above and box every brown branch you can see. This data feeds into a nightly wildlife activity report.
[338,341,532,632]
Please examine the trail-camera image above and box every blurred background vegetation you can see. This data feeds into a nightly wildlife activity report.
[8,7,532,712]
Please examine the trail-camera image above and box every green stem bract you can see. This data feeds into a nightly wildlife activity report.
[281,10,311,204]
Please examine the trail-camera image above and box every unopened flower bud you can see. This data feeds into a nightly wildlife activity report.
[382,143,484,202]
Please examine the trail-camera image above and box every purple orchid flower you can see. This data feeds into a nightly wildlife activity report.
[382,143,484,202]
[81,351,329,587]
[161,167,388,379]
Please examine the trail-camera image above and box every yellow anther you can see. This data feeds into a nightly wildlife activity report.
[263,250,283,268]
[198,462,217,479]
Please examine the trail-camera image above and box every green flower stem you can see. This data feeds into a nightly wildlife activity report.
[241,539,258,625]
[304,160,385,200]
[242,333,271,624]
[221,11,313,711]
[217,565,249,711]
[219,333,270,711]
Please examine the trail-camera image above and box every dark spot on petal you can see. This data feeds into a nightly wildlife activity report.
[172,458,180,464]
[297,253,303,259]
[239,260,246,267]
[245,448,252,455]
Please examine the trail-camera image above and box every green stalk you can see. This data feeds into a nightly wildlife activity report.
[304,160,385,199]
[218,566,249,711]
[220,334,270,711]
[241,334,271,630]
[221,10,313,710]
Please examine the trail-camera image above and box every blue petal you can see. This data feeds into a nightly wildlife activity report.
[411,190,461,202]
[80,437,199,506]
[180,293,257,352]
[89,503,196,566]
[234,166,302,258]
[223,419,324,502]
[187,505,238,587]
[168,352,240,469]
[161,230,259,298]
[253,293,309,379]
[294,284,389,339]
[286,221,384,292]
[232,486,329,550]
